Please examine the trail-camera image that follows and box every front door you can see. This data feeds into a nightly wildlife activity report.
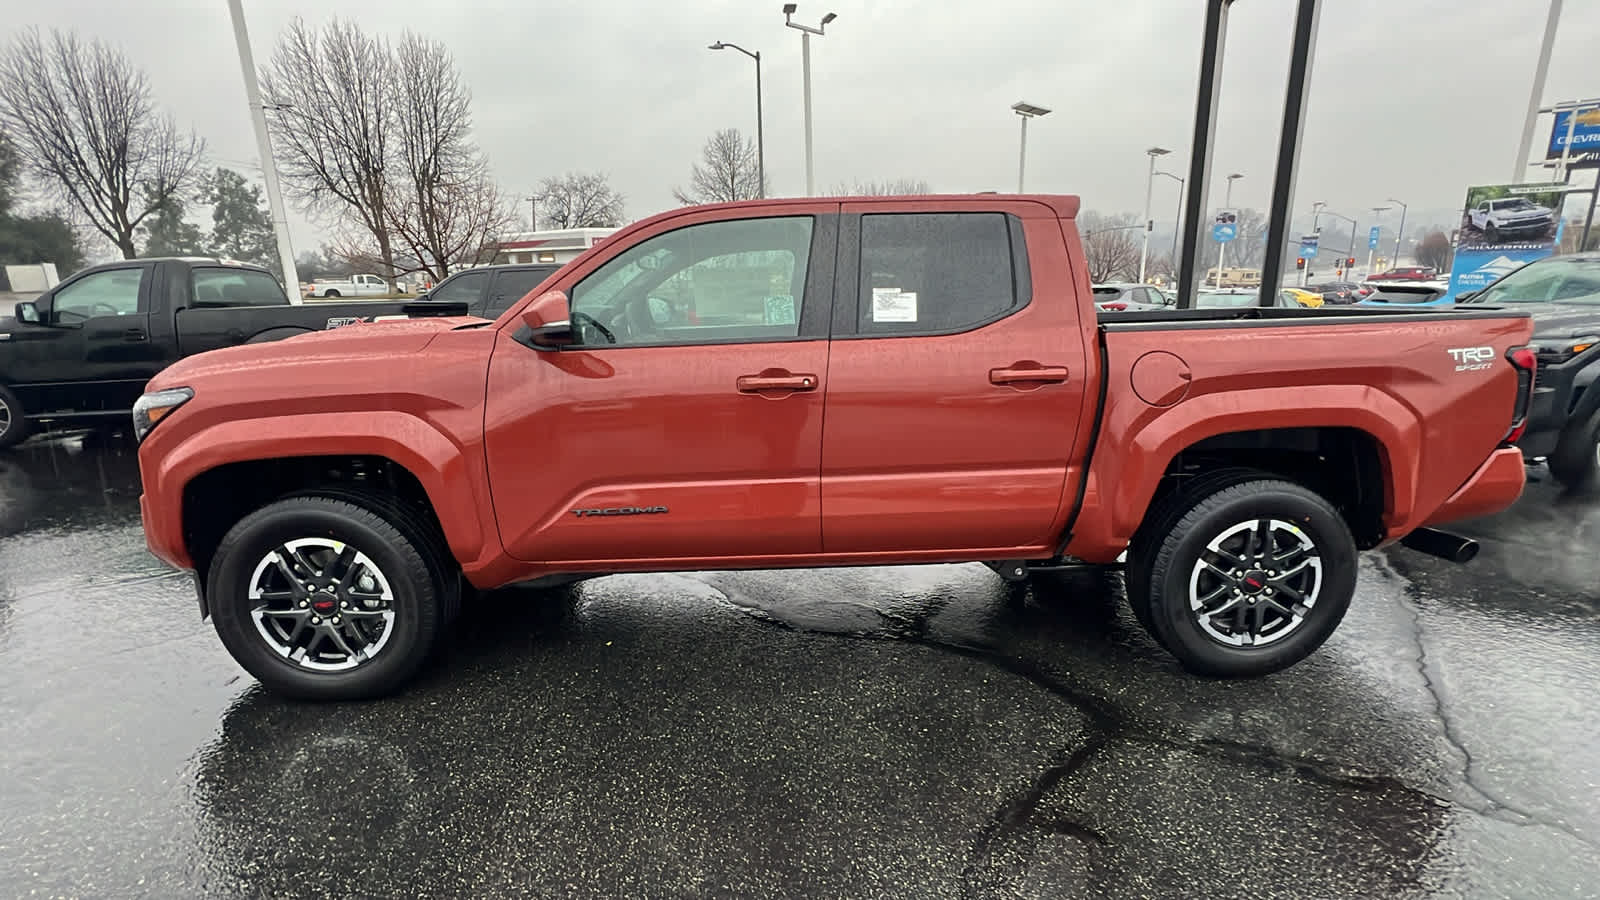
[6,264,157,414]
[820,203,1091,554]
[483,206,838,567]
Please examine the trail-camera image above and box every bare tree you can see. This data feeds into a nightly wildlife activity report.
[0,28,204,259]
[1415,231,1453,273]
[262,19,397,286]
[382,33,512,282]
[831,178,932,195]
[537,172,625,229]
[1079,212,1142,283]
[673,128,762,205]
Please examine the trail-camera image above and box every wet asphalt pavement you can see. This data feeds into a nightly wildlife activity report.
[0,433,1597,899]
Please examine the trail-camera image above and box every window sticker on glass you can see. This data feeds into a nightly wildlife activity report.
[764,295,796,325]
[872,287,918,323]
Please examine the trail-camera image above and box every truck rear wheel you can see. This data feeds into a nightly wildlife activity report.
[0,385,31,449]
[323,289,341,298]
[1547,409,1600,491]
[1131,479,1356,677]
[207,496,447,700]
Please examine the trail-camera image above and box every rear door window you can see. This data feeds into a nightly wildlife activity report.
[855,213,1027,335]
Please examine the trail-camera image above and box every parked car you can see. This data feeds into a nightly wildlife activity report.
[0,258,464,448]
[305,273,392,298]
[419,263,562,320]
[1357,283,1451,308]
[1278,288,1324,308]
[1366,266,1437,283]
[1191,290,1306,309]
[135,194,1534,700]
[1469,198,1556,243]
[1457,253,1600,487]
[1306,281,1368,304]
[1092,282,1171,312]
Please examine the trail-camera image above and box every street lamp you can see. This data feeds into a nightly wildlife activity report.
[1011,102,1050,193]
[709,41,764,198]
[1388,198,1408,267]
[1213,172,1243,287]
[1367,205,1390,274]
[782,4,836,197]
[1153,170,1183,283]
[1140,146,1171,283]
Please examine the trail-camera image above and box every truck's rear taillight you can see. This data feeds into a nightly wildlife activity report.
[1504,345,1536,443]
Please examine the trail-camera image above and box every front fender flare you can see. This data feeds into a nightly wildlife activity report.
[148,411,484,567]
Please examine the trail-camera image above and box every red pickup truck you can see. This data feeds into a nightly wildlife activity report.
[135,195,1535,700]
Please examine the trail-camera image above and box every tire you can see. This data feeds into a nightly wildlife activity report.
[1135,479,1357,677]
[0,385,32,450]
[1485,224,1499,244]
[207,495,447,700]
[1548,410,1600,491]
[1125,467,1265,644]
[323,289,341,298]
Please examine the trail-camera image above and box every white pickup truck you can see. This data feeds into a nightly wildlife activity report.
[1468,198,1555,243]
[303,273,391,298]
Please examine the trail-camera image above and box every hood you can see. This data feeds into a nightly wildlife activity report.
[1508,304,1600,339]
[148,316,483,392]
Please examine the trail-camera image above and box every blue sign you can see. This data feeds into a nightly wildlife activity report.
[1368,226,1380,250]
[1212,222,1237,242]
[1546,109,1600,160]
[1297,234,1319,259]
[1445,247,1550,299]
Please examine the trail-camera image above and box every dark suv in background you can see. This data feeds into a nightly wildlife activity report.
[421,263,562,319]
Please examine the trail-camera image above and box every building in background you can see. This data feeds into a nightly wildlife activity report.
[493,228,616,266]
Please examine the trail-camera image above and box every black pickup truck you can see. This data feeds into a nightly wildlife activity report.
[0,257,462,448]
[1459,252,1600,488]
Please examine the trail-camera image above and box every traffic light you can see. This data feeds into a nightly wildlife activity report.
[1347,257,1356,267]
[1296,258,1306,270]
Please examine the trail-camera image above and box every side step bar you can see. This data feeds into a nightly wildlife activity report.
[1399,528,1480,564]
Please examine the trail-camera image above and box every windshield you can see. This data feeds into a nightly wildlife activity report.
[1494,199,1536,211]
[1472,258,1600,305]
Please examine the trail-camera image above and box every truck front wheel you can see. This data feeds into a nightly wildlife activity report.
[1131,479,1356,677]
[207,496,447,700]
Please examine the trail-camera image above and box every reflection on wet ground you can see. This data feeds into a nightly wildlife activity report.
[0,434,1596,897]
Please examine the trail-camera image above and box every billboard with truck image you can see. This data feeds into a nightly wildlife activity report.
[1446,183,1568,300]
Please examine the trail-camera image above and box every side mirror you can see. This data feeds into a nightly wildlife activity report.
[14,301,42,325]
[415,291,430,302]
[518,290,574,349]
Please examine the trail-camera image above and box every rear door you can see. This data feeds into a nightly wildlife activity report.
[821,202,1091,554]
[483,205,838,565]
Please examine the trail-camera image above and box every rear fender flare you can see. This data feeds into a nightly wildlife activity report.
[1108,386,1416,542]
[154,411,484,565]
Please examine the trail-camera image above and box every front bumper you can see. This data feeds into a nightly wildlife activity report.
[1422,447,1527,526]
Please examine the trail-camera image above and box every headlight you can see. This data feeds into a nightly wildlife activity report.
[132,387,194,441]
[1532,336,1598,365]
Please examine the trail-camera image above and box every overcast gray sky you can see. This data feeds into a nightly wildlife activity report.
[5,0,1599,256]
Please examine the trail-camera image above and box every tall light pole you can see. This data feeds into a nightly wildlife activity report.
[1368,205,1390,274]
[1513,0,1564,181]
[1012,102,1050,192]
[1153,170,1183,283]
[783,5,836,197]
[1140,146,1171,283]
[1214,172,1242,287]
[226,0,299,295]
[1388,198,1408,267]
[710,41,765,198]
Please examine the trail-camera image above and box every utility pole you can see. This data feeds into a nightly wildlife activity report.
[226,0,299,296]
[1140,146,1171,283]
[527,195,537,230]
